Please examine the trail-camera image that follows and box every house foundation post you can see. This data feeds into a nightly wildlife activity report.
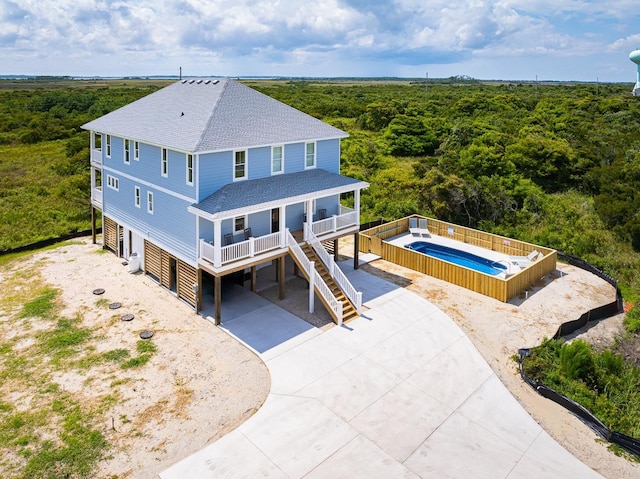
[333,238,339,262]
[250,266,257,292]
[353,233,360,270]
[214,275,222,325]
[91,207,97,244]
[278,257,286,300]
[196,269,203,313]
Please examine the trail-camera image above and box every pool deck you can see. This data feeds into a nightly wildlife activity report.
[160,260,603,479]
[387,231,513,263]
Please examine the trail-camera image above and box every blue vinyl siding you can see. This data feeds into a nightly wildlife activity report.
[248,146,270,179]
[285,143,304,174]
[199,151,231,201]
[102,173,197,263]
[316,139,339,173]
[286,203,305,230]
[316,194,340,217]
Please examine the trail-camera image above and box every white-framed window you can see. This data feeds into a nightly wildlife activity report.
[234,150,247,180]
[305,142,315,168]
[134,186,140,208]
[271,145,283,174]
[94,132,102,151]
[124,139,130,164]
[106,175,119,191]
[134,141,140,161]
[186,154,194,185]
[147,191,154,214]
[161,148,168,177]
[106,134,111,158]
[234,216,246,233]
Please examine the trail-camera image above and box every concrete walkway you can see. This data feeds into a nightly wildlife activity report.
[160,266,603,479]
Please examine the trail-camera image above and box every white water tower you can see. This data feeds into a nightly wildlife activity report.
[631,50,640,96]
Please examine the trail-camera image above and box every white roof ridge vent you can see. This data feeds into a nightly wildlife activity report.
[204,79,211,84]
[197,79,203,84]
[212,80,219,84]
[181,79,187,84]
[189,79,195,84]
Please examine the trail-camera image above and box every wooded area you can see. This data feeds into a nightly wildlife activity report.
[1,78,640,301]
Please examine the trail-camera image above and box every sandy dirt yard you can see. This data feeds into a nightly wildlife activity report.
[0,239,269,479]
[2,235,639,479]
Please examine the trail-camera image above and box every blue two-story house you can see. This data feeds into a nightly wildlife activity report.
[83,79,368,325]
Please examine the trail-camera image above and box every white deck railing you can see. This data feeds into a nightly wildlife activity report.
[310,207,358,237]
[91,149,102,165]
[287,230,343,325]
[304,224,362,315]
[92,187,103,206]
[199,231,282,267]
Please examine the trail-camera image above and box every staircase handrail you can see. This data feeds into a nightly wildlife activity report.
[287,229,343,324]
[304,224,362,314]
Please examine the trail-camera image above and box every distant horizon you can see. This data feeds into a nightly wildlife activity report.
[0,74,633,85]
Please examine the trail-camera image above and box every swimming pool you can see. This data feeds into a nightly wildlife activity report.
[405,241,508,276]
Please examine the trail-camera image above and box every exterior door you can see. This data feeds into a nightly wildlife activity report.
[271,208,280,234]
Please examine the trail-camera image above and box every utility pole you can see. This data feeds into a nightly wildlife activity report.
[179,66,182,80]
[425,72,428,103]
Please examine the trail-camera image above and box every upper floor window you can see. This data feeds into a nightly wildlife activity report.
[94,132,102,151]
[106,135,111,158]
[124,139,130,164]
[134,186,141,208]
[106,175,119,191]
[147,191,154,214]
[271,146,283,175]
[186,154,194,185]
[161,148,168,177]
[305,142,315,168]
[234,150,247,181]
[134,141,140,161]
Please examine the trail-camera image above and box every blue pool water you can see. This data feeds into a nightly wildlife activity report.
[405,241,508,276]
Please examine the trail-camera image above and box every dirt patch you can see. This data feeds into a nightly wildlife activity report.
[0,239,270,479]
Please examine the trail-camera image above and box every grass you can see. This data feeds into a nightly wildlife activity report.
[522,338,640,448]
[19,288,58,319]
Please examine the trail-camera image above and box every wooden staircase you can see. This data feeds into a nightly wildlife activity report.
[300,243,359,324]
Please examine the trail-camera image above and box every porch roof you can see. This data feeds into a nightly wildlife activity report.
[189,169,368,220]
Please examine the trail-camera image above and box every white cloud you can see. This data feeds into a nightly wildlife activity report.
[0,0,638,80]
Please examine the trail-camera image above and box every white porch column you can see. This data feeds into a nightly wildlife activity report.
[213,219,222,268]
[279,205,287,247]
[354,189,361,225]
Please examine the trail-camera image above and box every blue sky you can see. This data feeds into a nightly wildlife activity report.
[1,0,639,82]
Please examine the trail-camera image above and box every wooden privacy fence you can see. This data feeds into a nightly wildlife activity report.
[360,215,557,302]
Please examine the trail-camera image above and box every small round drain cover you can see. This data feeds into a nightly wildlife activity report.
[140,330,154,339]
[93,288,105,295]
[109,302,122,310]
[121,314,134,322]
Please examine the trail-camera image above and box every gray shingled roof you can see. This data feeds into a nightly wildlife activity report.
[82,79,348,152]
[191,169,368,219]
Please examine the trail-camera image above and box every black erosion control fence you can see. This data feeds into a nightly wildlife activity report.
[0,229,101,256]
[518,252,640,458]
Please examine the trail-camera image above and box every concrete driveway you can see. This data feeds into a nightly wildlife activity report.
[160,265,603,479]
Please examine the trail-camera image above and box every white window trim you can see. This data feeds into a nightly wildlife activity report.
[106,174,119,191]
[161,148,168,178]
[233,150,247,181]
[186,153,194,186]
[106,134,111,158]
[134,141,140,161]
[124,139,130,164]
[305,141,316,169]
[233,215,247,234]
[271,145,284,175]
[134,186,140,208]
[147,191,154,214]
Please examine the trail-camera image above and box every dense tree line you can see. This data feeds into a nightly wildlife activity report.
[254,81,640,297]
[2,79,640,298]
